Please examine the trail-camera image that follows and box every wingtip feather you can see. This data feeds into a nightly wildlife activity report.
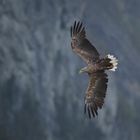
[87,106,91,119]
[71,21,85,38]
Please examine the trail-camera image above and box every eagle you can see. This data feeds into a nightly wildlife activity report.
[70,21,118,118]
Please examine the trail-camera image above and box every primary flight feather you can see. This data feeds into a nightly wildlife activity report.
[70,21,118,118]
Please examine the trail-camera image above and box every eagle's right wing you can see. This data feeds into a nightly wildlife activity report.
[84,72,108,118]
[70,21,100,64]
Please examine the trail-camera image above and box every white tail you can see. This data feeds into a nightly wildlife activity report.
[107,54,118,71]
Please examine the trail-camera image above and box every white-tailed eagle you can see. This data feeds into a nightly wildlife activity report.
[70,21,118,118]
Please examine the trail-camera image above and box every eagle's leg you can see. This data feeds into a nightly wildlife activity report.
[100,54,118,71]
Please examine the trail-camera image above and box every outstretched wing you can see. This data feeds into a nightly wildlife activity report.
[84,72,108,118]
[70,21,100,64]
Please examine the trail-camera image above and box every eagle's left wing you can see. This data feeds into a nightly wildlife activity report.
[70,21,100,64]
[84,72,108,118]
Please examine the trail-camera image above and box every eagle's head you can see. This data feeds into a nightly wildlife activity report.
[79,67,89,74]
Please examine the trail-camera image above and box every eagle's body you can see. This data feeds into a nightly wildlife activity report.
[70,21,118,118]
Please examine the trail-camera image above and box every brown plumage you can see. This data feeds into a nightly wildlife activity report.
[70,21,118,118]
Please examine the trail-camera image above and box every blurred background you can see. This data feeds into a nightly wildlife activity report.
[0,0,140,140]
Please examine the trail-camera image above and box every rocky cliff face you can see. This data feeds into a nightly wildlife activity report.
[0,0,140,140]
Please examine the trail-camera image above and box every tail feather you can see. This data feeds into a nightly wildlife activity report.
[107,54,118,71]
